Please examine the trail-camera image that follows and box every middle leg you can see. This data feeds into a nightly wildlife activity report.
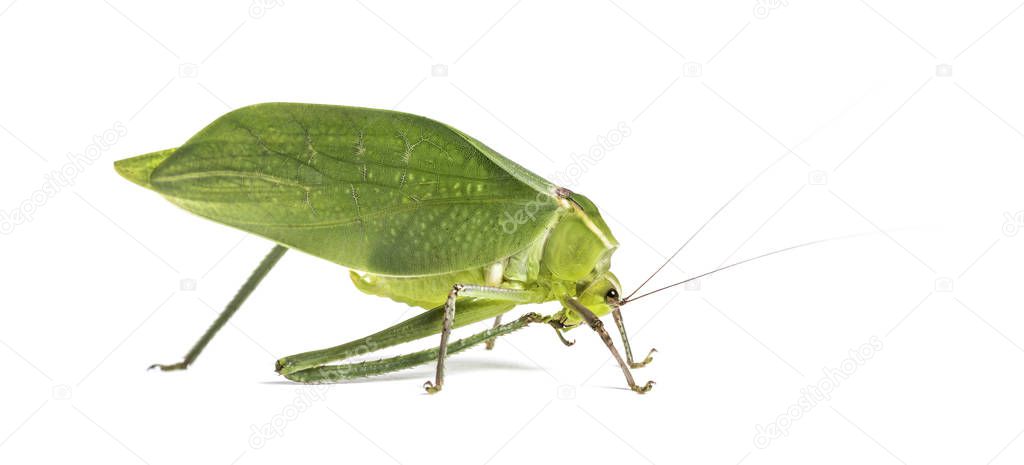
[484,315,502,350]
[423,285,546,394]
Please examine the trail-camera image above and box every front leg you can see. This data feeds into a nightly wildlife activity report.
[423,284,546,394]
[566,299,654,394]
[611,308,656,368]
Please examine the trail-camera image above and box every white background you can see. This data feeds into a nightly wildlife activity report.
[2,1,1023,464]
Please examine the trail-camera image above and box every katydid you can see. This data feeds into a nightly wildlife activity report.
[115,103,816,394]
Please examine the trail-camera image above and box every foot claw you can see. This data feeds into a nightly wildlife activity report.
[630,348,657,368]
[631,380,655,394]
[552,328,576,347]
[148,361,188,372]
[423,381,442,394]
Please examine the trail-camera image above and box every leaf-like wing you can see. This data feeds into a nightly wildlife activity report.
[130,103,562,276]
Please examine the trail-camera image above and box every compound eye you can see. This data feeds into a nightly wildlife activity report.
[605,289,619,300]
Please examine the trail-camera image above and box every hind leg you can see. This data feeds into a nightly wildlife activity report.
[150,245,287,371]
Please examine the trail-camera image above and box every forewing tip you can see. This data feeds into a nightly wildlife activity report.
[114,147,177,190]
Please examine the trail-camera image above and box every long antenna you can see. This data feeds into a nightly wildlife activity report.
[621,232,871,305]
[623,184,749,301]
[622,155,791,302]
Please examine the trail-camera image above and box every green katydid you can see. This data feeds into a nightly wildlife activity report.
[115,103,821,394]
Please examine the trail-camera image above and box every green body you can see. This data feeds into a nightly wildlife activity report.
[116,103,624,378]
